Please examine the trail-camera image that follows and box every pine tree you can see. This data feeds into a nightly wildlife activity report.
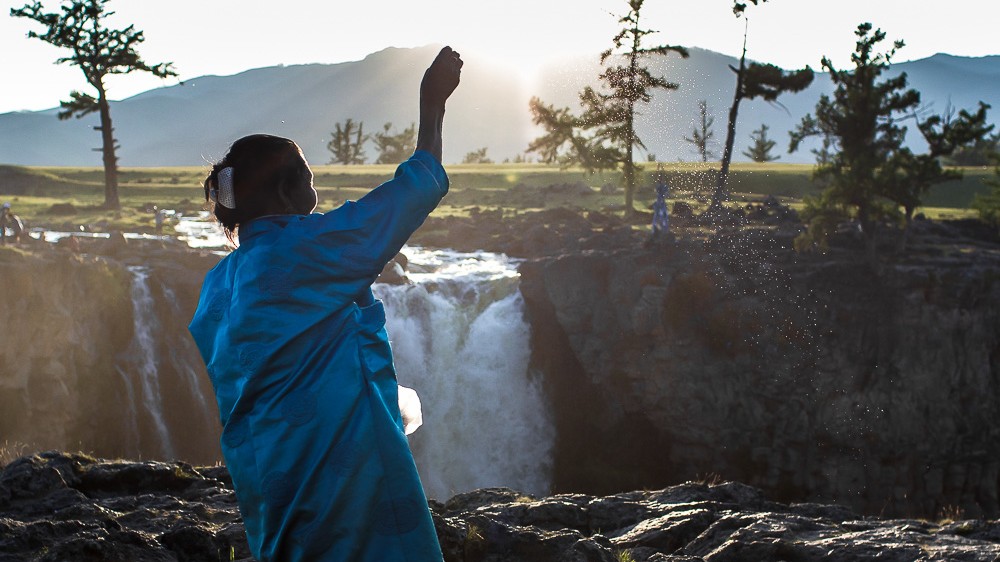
[11,0,176,209]
[732,0,765,14]
[373,122,416,164]
[790,23,991,258]
[528,0,688,216]
[885,102,992,250]
[973,153,1000,228]
[789,24,917,260]
[327,119,368,165]
[742,124,779,162]
[683,100,716,162]
[462,147,493,164]
[943,132,999,166]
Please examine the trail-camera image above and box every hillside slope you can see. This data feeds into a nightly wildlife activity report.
[0,46,996,166]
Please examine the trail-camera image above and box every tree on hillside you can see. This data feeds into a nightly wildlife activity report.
[742,124,779,162]
[885,102,992,247]
[973,152,1000,228]
[327,118,367,165]
[709,2,813,212]
[789,23,991,260]
[528,0,688,216]
[11,0,176,210]
[372,122,416,164]
[683,100,716,162]
[462,147,493,164]
[526,101,585,165]
[943,132,999,166]
[789,24,917,260]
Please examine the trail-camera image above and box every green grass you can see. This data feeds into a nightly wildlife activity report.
[614,549,636,562]
[0,161,992,233]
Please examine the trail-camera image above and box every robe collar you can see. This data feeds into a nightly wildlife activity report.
[237,214,307,244]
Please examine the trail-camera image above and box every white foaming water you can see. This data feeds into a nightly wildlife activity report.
[125,266,176,459]
[173,211,230,249]
[37,209,555,492]
[29,210,230,249]
[375,248,555,500]
[113,364,141,453]
[161,284,212,415]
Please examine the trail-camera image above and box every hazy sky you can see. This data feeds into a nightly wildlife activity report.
[1,0,998,114]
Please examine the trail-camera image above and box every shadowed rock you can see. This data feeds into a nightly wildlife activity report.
[2,452,1000,561]
[518,221,1000,518]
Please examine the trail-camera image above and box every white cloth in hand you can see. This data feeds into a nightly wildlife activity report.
[397,385,423,435]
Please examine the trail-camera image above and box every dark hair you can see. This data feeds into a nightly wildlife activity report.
[204,134,315,241]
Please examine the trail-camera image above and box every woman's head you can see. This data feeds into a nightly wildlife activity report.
[204,134,316,239]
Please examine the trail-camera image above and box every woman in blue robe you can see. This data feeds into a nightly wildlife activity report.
[188,47,462,562]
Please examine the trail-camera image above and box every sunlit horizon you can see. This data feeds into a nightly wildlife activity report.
[1,0,998,114]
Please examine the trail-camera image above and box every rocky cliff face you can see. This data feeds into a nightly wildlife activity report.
[0,248,130,456]
[0,241,222,464]
[519,228,1000,519]
[3,215,999,521]
[3,452,999,562]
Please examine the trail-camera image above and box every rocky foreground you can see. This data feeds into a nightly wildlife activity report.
[2,453,1000,561]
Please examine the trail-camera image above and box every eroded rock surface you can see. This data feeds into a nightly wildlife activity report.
[0,240,223,465]
[2,452,999,561]
[4,211,1000,527]
[519,224,1000,519]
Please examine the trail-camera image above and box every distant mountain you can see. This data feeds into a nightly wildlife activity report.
[536,48,1000,165]
[0,45,997,166]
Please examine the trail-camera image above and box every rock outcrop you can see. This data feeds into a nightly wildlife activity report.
[3,212,999,524]
[0,240,222,464]
[2,452,999,562]
[519,225,1000,519]
[0,246,131,456]
[411,207,644,258]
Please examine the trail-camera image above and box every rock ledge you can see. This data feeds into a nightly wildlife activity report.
[2,452,999,561]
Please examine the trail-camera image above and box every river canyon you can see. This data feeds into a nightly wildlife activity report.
[0,215,998,520]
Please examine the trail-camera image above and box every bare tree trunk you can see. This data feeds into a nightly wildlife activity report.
[710,29,748,212]
[625,109,636,218]
[623,91,636,215]
[623,18,641,220]
[96,87,120,210]
[858,204,881,270]
[896,206,915,254]
[624,157,635,218]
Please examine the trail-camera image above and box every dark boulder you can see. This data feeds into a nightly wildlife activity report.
[3,452,1000,562]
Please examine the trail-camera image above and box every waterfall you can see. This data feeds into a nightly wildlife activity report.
[161,284,212,415]
[375,248,556,500]
[60,240,556,493]
[123,266,176,459]
[113,365,140,454]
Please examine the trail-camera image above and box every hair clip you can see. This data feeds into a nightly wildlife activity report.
[215,167,236,209]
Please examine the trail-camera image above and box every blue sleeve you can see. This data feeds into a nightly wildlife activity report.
[313,150,448,279]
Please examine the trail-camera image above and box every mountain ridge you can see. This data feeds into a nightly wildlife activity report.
[1,45,997,166]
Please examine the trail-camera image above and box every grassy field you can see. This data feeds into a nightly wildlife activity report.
[0,162,990,233]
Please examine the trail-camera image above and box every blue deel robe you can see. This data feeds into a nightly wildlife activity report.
[189,151,447,562]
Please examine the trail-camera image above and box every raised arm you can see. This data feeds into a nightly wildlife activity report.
[310,48,461,281]
[416,46,463,162]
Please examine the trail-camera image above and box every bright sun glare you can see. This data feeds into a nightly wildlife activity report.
[1,0,998,114]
